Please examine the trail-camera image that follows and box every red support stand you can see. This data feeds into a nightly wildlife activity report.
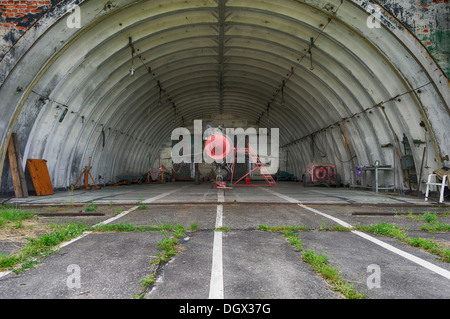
[230,143,277,188]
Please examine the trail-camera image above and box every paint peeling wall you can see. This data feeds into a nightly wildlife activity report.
[1,0,448,77]
[376,0,449,77]
[0,0,447,82]
[0,0,56,57]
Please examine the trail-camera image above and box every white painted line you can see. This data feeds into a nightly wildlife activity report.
[215,204,223,229]
[300,204,450,281]
[299,204,353,228]
[352,230,450,280]
[0,186,188,280]
[262,189,450,281]
[95,206,139,227]
[209,230,224,299]
[142,186,189,204]
[209,190,225,299]
[210,205,224,299]
[262,188,302,204]
[300,205,450,280]
[58,231,92,249]
[98,186,189,226]
[217,189,225,203]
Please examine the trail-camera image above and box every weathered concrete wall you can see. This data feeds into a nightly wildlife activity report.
[376,0,449,77]
[0,0,448,197]
[0,0,57,57]
[1,1,448,76]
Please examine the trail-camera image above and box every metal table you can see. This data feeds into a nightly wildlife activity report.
[361,166,394,193]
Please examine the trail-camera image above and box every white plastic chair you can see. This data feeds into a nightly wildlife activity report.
[425,174,448,204]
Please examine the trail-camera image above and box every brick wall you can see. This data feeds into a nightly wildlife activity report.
[0,0,52,34]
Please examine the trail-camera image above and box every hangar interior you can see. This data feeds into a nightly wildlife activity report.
[0,0,448,201]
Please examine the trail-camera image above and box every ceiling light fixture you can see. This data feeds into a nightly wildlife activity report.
[280,80,286,107]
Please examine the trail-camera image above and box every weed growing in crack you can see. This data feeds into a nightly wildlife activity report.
[151,225,186,266]
[189,223,199,232]
[257,224,366,299]
[354,222,450,263]
[0,221,90,273]
[84,202,98,212]
[215,226,231,232]
[137,195,147,210]
[302,248,366,299]
[257,225,311,232]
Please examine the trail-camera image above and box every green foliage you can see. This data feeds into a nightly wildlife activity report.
[302,249,366,299]
[405,237,450,263]
[354,223,407,240]
[215,226,231,232]
[423,212,438,224]
[140,272,157,288]
[0,205,35,229]
[94,223,164,233]
[258,223,365,299]
[418,212,450,233]
[137,195,147,210]
[84,202,98,212]
[355,222,450,263]
[284,232,304,251]
[151,227,186,266]
[257,224,311,232]
[189,223,199,232]
[0,222,90,273]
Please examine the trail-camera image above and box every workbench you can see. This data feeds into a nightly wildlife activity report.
[361,166,394,193]
[351,165,394,193]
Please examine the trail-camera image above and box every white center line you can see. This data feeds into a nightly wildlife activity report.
[217,188,225,203]
[264,188,450,281]
[263,188,302,204]
[209,189,225,299]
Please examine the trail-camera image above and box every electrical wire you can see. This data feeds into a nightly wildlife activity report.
[281,81,432,149]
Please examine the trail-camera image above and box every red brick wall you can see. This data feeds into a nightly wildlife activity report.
[0,0,52,33]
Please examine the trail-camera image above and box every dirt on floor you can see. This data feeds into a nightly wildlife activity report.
[0,204,134,256]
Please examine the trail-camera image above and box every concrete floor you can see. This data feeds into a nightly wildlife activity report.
[3,181,445,206]
[1,182,449,301]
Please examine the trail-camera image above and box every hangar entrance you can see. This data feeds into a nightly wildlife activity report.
[0,0,448,204]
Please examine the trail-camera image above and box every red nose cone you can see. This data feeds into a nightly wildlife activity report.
[205,135,231,161]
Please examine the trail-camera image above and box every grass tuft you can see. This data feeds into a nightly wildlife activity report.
[302,249,366,299]
[84,202,98,212]
[354,222,450,263]
[0,221,90,273]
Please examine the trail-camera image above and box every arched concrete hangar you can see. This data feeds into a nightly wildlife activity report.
[0,0,448,195]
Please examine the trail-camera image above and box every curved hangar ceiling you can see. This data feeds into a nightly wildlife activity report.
[0,0,448,193]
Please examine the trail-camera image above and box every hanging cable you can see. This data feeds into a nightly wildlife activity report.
[129,37,135,76]
[157,80,163,107]
[258,2,345,123]
[308,37,315,71]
